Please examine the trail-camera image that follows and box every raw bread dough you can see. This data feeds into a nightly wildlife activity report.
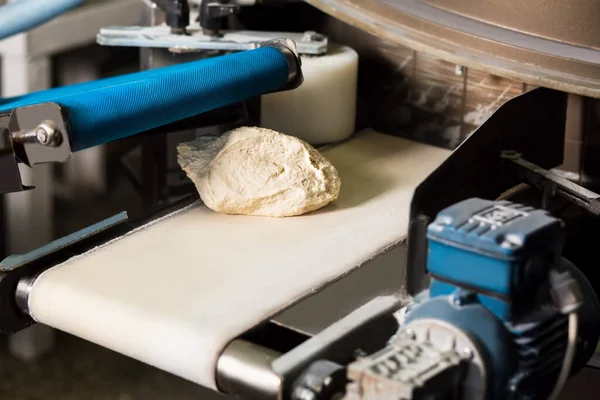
[177,126,341,217]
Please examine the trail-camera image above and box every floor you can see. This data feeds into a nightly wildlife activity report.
[0,332,216,400]
[1,328,598,399]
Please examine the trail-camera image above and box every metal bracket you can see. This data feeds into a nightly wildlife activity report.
[501,151,600,216]
[0,102,72,194]
[97,25,328,55]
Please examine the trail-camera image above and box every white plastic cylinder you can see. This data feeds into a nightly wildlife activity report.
[261,43,359,145]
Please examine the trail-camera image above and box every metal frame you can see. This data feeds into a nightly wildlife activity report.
[2,86,598,397]
[502,152,600,216]
[422,0,600,52]
[406,87,568,294]
[305,0,600,98]
[98,26,329,55]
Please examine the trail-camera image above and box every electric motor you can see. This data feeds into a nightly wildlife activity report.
[345,198,600,400]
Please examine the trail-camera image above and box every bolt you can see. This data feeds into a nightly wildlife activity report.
[36,127,49,145]
[452,295,463,306]
[302,31,325,42]
[302,31,317,41]
[403,329,416,340]
[354,349,368,359]
[455,65,465,76]
[292,388,316,400]
[451,291,478,307]
[36,121,61,146]
[13,120,62,147]
[461,347,473,360]
[500,150,521,160]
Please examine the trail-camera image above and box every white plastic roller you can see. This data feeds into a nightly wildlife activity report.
[261,43,359,145]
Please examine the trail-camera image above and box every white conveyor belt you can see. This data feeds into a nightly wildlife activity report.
[26,130,450,390]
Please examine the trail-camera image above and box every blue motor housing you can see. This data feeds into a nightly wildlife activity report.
[403,198,600,399]
[427,198,564,321]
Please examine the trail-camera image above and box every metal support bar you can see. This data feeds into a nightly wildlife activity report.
[97,25,328,55]
[501,151,600,216]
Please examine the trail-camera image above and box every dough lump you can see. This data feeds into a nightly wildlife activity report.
[177,126,341,217]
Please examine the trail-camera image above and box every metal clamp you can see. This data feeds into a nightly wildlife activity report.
[0,102,72,194]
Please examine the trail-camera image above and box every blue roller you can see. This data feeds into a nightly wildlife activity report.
[0,47,290,151]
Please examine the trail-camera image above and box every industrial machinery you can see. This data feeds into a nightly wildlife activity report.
[342,198,600,400]
[1,1,600,399]
[2,86,599,400]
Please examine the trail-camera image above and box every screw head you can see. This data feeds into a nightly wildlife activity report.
[354,349,368,359]
[461,347,473,360]
[36,128,50,145]
[36,121,61,146]
[302,31,325,42]
[500,150,522,160]
[403,328,416,340]
[452,295,463,306]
